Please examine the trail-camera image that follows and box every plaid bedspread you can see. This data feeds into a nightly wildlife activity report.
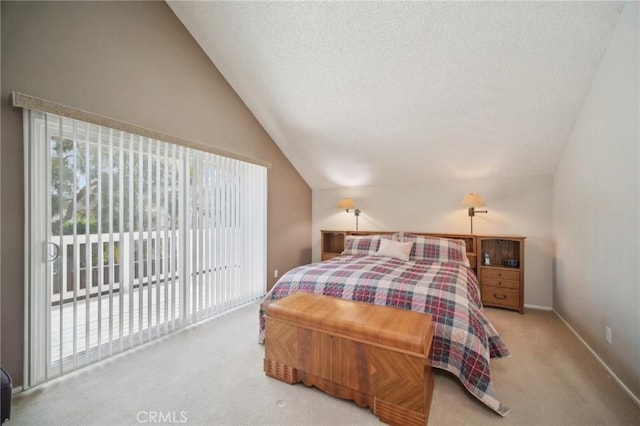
[259,255,511,416]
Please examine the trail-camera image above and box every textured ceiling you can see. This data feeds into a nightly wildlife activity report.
[168,1,624,190]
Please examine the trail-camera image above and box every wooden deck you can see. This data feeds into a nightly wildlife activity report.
[50,284,180,363]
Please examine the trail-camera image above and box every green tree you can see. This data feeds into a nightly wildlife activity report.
[50,135,179,236]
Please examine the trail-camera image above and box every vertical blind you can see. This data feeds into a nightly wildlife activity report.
[24,109,267,385]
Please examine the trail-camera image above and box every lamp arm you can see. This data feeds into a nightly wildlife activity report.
[468,206,487,234]
[468,207,488,217]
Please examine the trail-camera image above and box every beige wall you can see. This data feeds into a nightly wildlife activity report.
[313,174,554,308]
[0,1,312,385]
[553,2,639,400]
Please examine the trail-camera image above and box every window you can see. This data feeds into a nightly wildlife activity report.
[21,100,267,387]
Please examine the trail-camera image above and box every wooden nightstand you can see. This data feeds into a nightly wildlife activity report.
[477,236,526,314]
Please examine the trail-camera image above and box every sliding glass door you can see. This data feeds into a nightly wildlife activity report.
[23,110,267,388]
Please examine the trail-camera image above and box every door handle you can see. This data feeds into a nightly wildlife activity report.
[46,242,60,262]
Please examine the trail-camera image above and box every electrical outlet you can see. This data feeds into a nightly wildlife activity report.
[605,326,612,344]
[274,269,279,278]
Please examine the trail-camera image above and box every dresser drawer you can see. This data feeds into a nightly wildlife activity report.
[483,278,519,289]
[482,286,519,309]
[481,269,520,289]
[482,268,519,281]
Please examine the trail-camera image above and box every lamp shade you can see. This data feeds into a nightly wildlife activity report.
[461,193,486,208]
[338,198,356,210]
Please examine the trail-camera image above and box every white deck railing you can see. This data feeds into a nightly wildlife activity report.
[52,229,238,304]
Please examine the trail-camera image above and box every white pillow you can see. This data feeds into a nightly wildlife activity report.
[374,239,414,262]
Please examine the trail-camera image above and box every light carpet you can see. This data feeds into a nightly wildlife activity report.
[10,301,640,425]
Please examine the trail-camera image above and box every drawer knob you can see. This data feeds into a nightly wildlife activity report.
[493,293,507,300]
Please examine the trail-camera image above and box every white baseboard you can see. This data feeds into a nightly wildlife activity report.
[553,309,640,408]
[524,303,553,311]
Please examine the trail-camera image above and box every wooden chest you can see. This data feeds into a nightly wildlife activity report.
[263,292,434,426]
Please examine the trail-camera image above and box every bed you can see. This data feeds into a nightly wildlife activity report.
[259,233,511,416]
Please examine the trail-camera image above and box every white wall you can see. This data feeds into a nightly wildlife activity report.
[553,2,639,400]
[313,174,554,308]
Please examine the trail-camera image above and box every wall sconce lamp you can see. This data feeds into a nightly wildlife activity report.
[338,198,361,230]
[461,193,488,234]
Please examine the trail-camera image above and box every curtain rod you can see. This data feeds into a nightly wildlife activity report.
[11,91,272,169]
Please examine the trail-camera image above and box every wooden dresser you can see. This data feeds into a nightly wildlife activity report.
[477,236,526,314]
[264,292,434,426]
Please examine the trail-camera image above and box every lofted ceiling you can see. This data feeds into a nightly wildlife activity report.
[168,1,624,190]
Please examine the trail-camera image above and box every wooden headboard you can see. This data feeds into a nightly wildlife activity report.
[320,230,477,270]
